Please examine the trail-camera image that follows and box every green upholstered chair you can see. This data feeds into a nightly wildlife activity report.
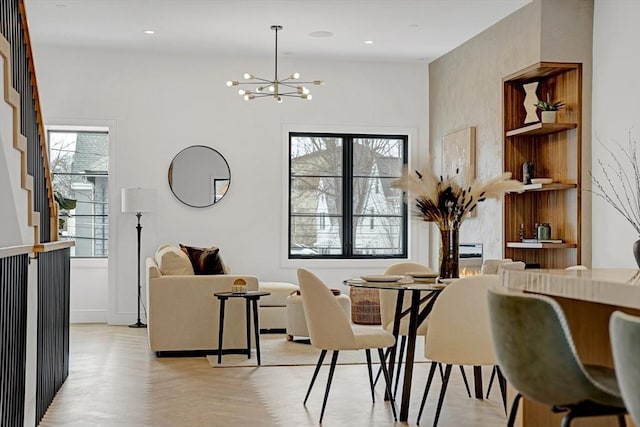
[487,288,627,427]
[610,311,640,425]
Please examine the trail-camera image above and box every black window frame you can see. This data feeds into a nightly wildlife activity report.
[288,132,408,259]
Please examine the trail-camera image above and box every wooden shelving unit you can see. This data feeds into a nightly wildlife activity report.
[503,62,582,268]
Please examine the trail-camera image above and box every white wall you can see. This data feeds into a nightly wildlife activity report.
[592,0,640,268]
[33,46,429,324]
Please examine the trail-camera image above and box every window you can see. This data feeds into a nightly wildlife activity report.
[49,129,109,257]
[289,133,408,259]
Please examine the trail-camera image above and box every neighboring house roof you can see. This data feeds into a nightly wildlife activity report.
[71,133,108,174]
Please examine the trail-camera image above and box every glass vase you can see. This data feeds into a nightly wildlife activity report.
[439,226,460,279]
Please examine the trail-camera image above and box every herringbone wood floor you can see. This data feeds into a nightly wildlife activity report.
[39,324,506,427]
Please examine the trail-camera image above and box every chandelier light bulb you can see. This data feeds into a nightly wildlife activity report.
[226,81,236,87]
[238,89,246,95]
[256,87,263,93]
[292,72,300,79]
[276,96,283,103]
[269,85,275,93]
[306,94,313,100]
[302,87,310,95]
[243,73,253,80]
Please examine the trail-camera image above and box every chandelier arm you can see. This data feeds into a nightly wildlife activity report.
[234,80,272,85]
[274,26,279,82]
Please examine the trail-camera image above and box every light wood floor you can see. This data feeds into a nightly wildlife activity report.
[39,325,506,426]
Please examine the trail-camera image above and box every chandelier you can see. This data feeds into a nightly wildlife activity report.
[226,25,324,103]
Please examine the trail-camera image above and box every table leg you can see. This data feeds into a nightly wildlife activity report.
[252,298,261,365]
[474,366,483,399]
[386,289,405,401]
[217,298,226,364]
[399,290,420,422]
[246,298,251,359]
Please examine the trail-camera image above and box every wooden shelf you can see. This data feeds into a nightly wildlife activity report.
[507,242,577,249]
[502,62,582,268]
[506,122,577,137]
[522,183,577,192]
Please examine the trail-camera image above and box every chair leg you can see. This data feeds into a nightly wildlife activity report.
[560,411,575,427]
[486,365,497,398]
[432,364,452,427]
[304,349,327,404]
[377,348,398,421]
[393,336,407,398]
[617,414,627,427]
[459,365,472,398]
[417,362,438,425]
[372,347,390,386]
[506,393,523,427]
[495,366,508,413]
[319,351,339,424]
[365,349,375,403]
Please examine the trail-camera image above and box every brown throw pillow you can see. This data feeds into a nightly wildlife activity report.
[179,244,225,275]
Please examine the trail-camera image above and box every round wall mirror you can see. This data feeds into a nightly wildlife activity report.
[168,145,231,208]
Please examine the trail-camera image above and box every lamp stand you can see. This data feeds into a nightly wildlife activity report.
[129,212,146,328]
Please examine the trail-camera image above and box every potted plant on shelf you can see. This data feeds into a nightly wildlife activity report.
[535,93,564,123]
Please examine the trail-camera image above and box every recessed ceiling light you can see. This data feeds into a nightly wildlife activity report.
[144,30,155,35]
[309,31,333,38]
[364,40,375,45]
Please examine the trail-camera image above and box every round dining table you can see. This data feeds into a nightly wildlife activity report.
[345,277,446,422]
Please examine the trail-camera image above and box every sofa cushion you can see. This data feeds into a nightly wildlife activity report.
[179,244,226,275]
[154,245,194,275]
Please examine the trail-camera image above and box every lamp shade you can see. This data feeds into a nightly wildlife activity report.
[121,188,156,213]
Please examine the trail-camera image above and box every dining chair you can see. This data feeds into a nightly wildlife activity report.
[416,275,507,426]
[379,263,472,399]
[296,268,397,423]
[487,288,627,427]
[610,311,640,425]
[480,258,513,274]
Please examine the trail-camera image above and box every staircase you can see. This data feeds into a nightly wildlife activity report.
[1,1,73,426]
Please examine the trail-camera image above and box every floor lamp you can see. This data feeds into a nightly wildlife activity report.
[121,187,156,328]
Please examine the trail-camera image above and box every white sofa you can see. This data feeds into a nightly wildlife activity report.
[146,244,259,355]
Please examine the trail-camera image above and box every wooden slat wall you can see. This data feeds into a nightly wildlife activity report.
[0,253,29,427]
[36,249,70,426]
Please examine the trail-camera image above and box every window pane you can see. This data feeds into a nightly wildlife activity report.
[49,130,109,257]
[352,177,403,215]
[353,138,404,177]
[291,136,342,177]
[290,216,343,256]
[290,176,342,215]
[353,216,404,255]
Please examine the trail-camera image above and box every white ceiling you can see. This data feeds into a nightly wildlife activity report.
[25,0,530,63]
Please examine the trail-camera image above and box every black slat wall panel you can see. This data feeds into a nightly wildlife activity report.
[0,0,52,242]
[0,254,29,427]
[36,249,70,425]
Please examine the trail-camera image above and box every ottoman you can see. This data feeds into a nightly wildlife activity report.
[258,281,299,332]
[286,291,351,341]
